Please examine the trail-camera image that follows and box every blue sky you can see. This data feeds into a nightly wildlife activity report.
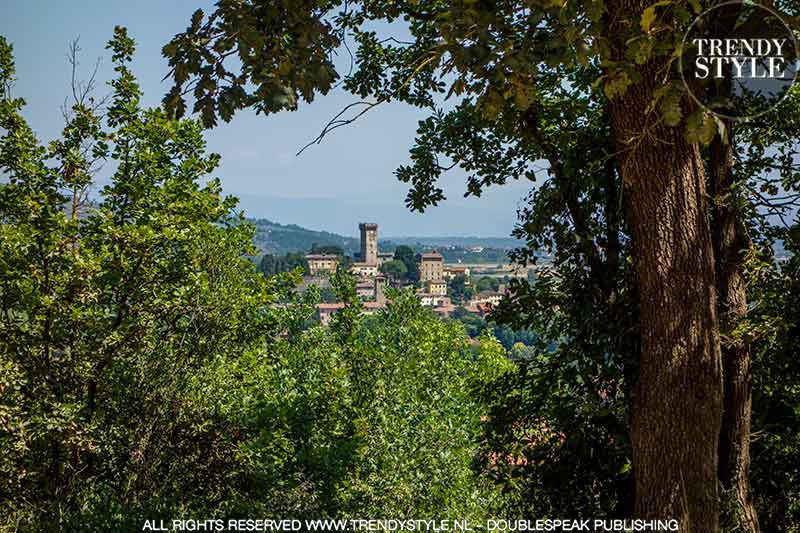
[0,1,533,237]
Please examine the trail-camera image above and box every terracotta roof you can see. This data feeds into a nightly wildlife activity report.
[317,301,387,311]
[475,290,501,298]
[433,303,456,314]
[317,303,346,310]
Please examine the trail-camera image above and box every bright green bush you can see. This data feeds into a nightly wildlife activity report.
[190,279,501,521]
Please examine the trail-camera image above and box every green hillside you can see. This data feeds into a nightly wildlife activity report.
[250,218,359,255]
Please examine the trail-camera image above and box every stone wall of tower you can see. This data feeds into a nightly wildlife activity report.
[420,252,444,282]
[359,223,379,265]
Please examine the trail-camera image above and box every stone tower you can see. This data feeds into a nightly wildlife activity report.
[420,251,444,282]
[359,222,378,265]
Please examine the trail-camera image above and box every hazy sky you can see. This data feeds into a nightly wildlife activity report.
[0,1,534,237]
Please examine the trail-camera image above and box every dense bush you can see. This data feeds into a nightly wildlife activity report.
[258,252,309,277]
[743,244,800,532]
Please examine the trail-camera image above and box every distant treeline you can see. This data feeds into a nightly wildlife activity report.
[250,218,359,256]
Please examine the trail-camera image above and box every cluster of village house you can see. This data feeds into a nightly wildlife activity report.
[305,223,506,325]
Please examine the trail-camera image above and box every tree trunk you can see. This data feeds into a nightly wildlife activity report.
[605,10,724,530]
[710,125,759,533]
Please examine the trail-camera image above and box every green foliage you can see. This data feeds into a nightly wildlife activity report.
[722,86,800,533]
[456,311,487,338]
[448,274,473,304]
[251,218,358,256]
[474,276,501,293]
[330,283,500,518]
[0,29,282,528]
[318,286,339,303]
[438,246,510,264]
[450,310,539,351]
[162,2,341,126]
[187,273,501,519]
[8,0,800,525]
[379,258,407,276]
[740,240,800,532]
[161,0,696,131]
[336,254,354,274]
[0,30,501,529]
[258,252,309,277]
[477,348,633,519]
[393,245,419,282]
[468,333,517,392]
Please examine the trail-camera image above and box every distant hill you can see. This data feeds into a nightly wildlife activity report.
[250,218,359,256]
[248,219,523,257]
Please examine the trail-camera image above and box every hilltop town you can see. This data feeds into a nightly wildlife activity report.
[287,222,529,325]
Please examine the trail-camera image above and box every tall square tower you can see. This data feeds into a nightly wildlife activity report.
[359,223,379,265]
[420,251,444,282]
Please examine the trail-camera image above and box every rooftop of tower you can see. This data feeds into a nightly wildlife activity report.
[420,251,443,261]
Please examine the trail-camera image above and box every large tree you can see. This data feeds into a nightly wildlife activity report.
[393,244,420,281]
[161,2,798,530]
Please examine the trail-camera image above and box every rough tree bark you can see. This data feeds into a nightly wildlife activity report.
[710,124,759,533]
[605,3,724,531]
